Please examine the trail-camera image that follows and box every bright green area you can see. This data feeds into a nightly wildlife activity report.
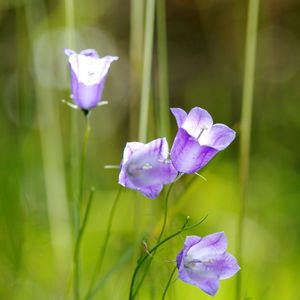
[1,0,300,299]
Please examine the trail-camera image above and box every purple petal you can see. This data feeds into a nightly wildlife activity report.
[182,107,213,139]
[170,128,218,173]
[80,49,99,58]
[200,124,236,150]
[121,142,145,165]
[170,108,187,127]
[177,236,202,269]
[178,267,220,296]
[72,80,105,109]
[187,232,227,260]
[218,253,240,280]
[137,184,164,199]
[141,138,169,159]
[118,138,177,198]
[195,277,220,296]
[67,54,118,109]
[64,48,76,57]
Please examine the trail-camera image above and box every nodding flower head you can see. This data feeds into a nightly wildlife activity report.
[64,48,118,111]
[176,232,240,296]
[118,138,178,198]
[170,107,236,174]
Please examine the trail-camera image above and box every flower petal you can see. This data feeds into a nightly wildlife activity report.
[170,107,187,127]
[121,142,145,165]
[178,267,220,296]
[138,184,164,199]
[187,232,227,261]
[72,81,105,109]
[64,48,76,57]
[218,253,240,280]
[177,236,202,269]
[80,49,99,58]
[119,138,177,198]
[141,137,169,158]
[182,107,213,139]
[69,54,118,86]
[200,123,236,150]
[170,128,218,173]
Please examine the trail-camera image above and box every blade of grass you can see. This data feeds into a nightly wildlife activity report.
[138,0,156,142]
[156,0,170,140]
[129,0,144,139]
[236,0,260,299]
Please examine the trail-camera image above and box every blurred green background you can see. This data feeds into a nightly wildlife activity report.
[1,0,300,299]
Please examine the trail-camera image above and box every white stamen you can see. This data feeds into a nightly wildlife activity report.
[61,99,78,110]
[104,165,120,169]
[194,172,207,181]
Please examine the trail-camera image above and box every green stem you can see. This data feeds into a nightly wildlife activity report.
[138,0,156,142]
[156,0,170,140]
[132,183,174,298]
[78,114,91,210]
[161,266,177,300]
[74,187,95,300]
[129,215,207,300]
[237,0,260,299]
[85,187,123,300]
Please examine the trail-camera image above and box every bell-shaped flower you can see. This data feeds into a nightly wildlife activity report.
[170,107,236,174]
[64,48,118,110]
[176,232,240,296]
[118,138,178,198]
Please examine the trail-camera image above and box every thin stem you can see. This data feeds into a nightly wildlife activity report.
[156,0,170,140]
[85,187,123,300]
[128,215,207,300]
[158,183,174,242]
[138,0,156,142]
[237,0,260,299]
[161,266,177,300]
[132,183,174,298]
[74,187,95,300]
[79,114,91,210]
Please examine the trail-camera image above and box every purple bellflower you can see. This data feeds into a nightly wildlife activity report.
[170,107,236,174]
[64,48,118,111]
[118,138,178,198]
[176,232,240,296]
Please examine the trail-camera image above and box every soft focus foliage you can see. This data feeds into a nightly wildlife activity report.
[1,0,300,299]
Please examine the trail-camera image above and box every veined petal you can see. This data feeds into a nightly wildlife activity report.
[170,128,218,173]
[119,138,177,198]
[122,142,145,165]
[141,137,169,158]
[182,107,213,139]
[177,236,202,269]
[178,267,220,296]
[187,232,227,261]
[200,123,236,150]
[170,107,187,127]
[214,253,240,280]
[138,184,164,199]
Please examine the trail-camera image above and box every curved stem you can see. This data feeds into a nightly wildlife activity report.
[85,187,123,300]
[161,266,177,300]
[128,215,207,300]
[74,187,95,300]
[132,183,174,298]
